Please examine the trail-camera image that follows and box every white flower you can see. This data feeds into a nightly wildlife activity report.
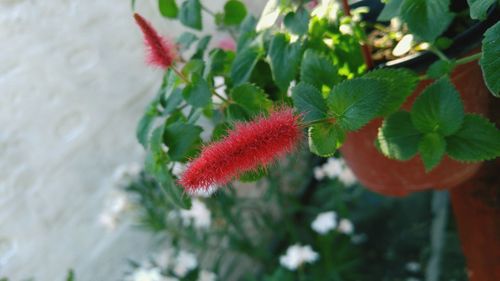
[188,185,218,198]
[337,218,354,235]
[154,249,174,268]
[313,158,356,186]
[405,261,421,273]
[98,192,130,230]
[313,167,326,180]
[197,270,217,281]
[338,168,357,186]
[339,24,353,35]
[178,199,211,229]
[287,80,296,97]
[311,211,337,235]
[127,267,165,281]
[173,250,198,277]
[279,244,319,271]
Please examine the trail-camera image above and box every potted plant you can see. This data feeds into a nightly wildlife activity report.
[131,0,500,279]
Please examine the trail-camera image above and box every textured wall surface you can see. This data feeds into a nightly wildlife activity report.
[0,0,264,280]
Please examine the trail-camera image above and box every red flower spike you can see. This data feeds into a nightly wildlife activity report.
[133,13,177,69]
[179,108,303,193]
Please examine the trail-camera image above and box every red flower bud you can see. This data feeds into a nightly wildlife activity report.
[133,13,177,69]
[179,108,302,193]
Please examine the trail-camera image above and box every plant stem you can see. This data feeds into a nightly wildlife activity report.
[455,52,482,65]
[430,46,450,62]
[173,66,230,103]
[201,4,216,17]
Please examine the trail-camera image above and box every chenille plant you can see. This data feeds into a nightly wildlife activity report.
[133,0,499,208]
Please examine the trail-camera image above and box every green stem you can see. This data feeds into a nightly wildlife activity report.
[201,4,216,17]
[430,46,450,62]
[173,66,230,103]
[455,52,482,65]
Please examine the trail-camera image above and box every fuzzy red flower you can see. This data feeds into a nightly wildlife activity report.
[179,108,302,193]
[133,13,177,69]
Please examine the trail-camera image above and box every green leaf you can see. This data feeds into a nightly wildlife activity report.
[309,123,346,157]
[467,0,496,20]
[239,167,267,182]
[231,83,272,116]
[192,35,211,59]
[377,111,422,160]
[159,0,179,18]
[182,73,211,107]
[411,78,464,136]
[176,32,198,50]
[378,0,404,21]
[231,46,262,86]
[284,7,310,35]
[480,21,500,97]
[225,103,250,121]
[291,82,328,122]
[163,88,183,115]
[137,102,160,148]
[268,33,303,91]
[163,121,203,161]
[145,129,191,210]
[327,78,387,131]
[446,114,500,162]
[256,0,280,31]
[400,0,454,42]
[426,60,456,79]
[179,0,202,30]
[418,133,446,171]
[65,269,75,281]
[300,49,339,89]
[223,0,247,25]
[363,68,419,115]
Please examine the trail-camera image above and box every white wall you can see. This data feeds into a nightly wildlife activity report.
[0,0,264,280]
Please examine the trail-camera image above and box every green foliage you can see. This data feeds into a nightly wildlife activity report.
[223,0,247,25]
[65,270,75,281]
[183,73,211,107]
[419,133,446,171]
[159,0,179,18]
[300,49,339,89]
[231,83,272,116]
[284,7,310,35]
[163,120,203,162]
[309,123,345,157]
[231,46,262,86]
[176,32,198,50]
[467,0,496,20]
[268,33,303,91]
[446,114,500,162]
[377,111,422,160]
[480,21,500,97]
[410,78,464,136]
[363,68,419,115]
[400,0,454,42]
[179,0,202,30]
[426,60,456,79]
[327,78,387,131]
[378,0,404,21]
[291,82,328,122]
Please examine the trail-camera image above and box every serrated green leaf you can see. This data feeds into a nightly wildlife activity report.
[179,0,202,30]
[231,46,262,86]
[163,121,202,161]
[223,0,247,25]
[400,0,454,42]
[284,7,310,35]
[182,73,211,107]
[176,32,198,50]
[418,133,446,171]
[327,78,387,131]
[411,78,464,135]
[467,0,496,20]
[480,21,500,97]
[291,82,328,122]
[378,0,404,21]
[300,49,340,89]
[426,60,456,79]
[377,111,422,160]
[268,33,303,91]
[231,83,272,116]
[206,49,233,76]
[363,68,419,115]
[446,114,500,161]
[225,103,250,121]
[309,123,345,157]
[159,0,179,18]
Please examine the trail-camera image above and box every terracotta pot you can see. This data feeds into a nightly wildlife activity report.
[340,57,490,196]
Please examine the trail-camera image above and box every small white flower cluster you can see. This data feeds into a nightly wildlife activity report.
[279,244,319,271]
[313,157,356,186]
[98,163,142,230]
[169,199,212,230]
[311,211,355,235]
[126,249,216,281]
